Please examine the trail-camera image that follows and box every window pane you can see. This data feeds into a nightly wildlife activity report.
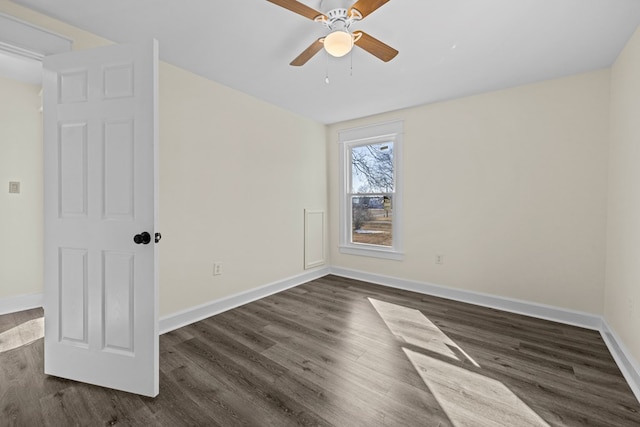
[351,195,392,247]
[351,142,394,193]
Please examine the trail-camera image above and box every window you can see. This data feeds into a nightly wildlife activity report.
[339,121,403,260]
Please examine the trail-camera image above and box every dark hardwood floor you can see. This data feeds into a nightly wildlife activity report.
[1,275,639,426]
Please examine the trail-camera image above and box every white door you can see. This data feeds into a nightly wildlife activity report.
[42,40,159,397]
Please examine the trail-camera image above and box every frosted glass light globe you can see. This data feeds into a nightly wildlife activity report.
[324,30,353,57]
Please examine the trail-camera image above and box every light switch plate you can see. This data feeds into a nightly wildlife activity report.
[9,181,20,194]
[213,262,222,276]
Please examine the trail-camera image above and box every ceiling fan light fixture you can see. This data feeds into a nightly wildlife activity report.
[323,30,353,57]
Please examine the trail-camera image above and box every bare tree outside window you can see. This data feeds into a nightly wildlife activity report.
[350,142,394,246]
[339,121,403,259]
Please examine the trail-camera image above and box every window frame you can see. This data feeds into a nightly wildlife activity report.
[339,120,404,260]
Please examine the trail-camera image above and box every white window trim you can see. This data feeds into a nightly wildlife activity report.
[339,120,404,261]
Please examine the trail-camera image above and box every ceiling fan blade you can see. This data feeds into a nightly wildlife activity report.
[290,38,324,66]
[348,0,390,19]
[353,31,398,62]
[267,0,326,20]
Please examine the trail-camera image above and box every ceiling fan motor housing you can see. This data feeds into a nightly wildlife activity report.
[316,7,361,30]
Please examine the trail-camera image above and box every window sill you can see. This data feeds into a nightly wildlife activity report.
[339,245,404,261]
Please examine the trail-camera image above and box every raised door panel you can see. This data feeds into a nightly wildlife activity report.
[58,248,88,346]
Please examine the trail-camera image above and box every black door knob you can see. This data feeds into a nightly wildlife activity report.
[133,231,151,245]
[155,232,162,243]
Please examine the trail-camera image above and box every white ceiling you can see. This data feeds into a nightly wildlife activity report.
[12,0,640,124]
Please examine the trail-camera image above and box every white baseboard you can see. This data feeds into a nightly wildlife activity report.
[3,267,639,403]
[600,320,640,402]
[0,292,43,315]
[330,266,602,330]
[330,266,640,402]
[159,267,331,334]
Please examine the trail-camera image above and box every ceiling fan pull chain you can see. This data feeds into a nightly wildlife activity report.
[325,50,330,84]
[350,48,353,77]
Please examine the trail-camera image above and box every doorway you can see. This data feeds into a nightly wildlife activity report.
[0,52,44,311]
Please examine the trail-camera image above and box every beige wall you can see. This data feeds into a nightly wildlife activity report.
[158,62,327,315]
[606,26,640,363]
[0,76,42,298]
[0,2,328,317]
[328,70,611,315]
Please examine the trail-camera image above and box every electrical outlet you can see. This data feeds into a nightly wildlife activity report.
[213,262,222,276]
[435,254,444,265]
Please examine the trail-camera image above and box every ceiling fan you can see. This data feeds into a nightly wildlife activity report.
[267,0,398,66]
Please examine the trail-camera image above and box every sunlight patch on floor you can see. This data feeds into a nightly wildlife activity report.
[0,317,44,353]
[369,298,479,367]
[369,298,549,426]
[404,348,549,427]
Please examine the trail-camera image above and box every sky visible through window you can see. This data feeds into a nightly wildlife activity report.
[351,141,394,194]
